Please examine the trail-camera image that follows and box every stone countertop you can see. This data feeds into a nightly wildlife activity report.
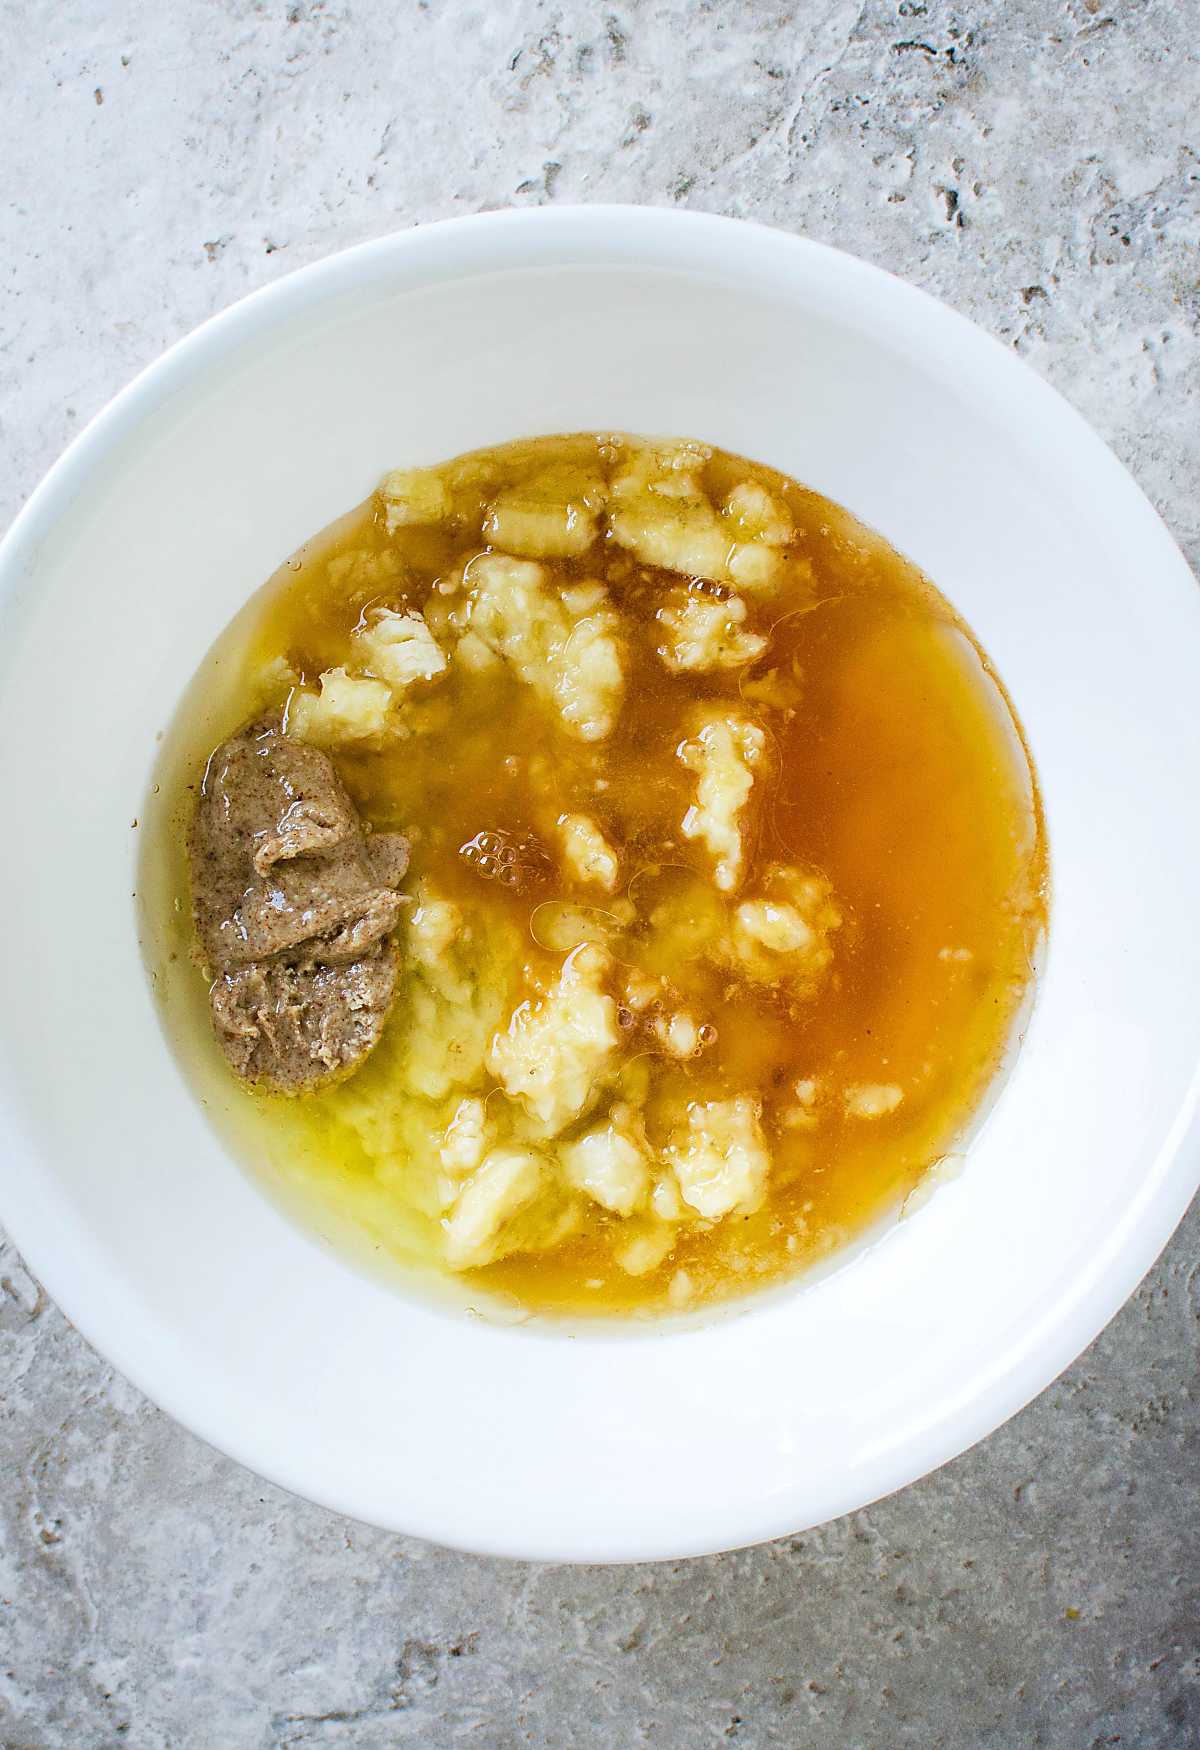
[2,1,1198,1744]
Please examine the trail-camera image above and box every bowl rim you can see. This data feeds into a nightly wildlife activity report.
[2,204,1198,1561]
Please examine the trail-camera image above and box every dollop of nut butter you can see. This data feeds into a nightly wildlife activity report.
[189,715,409,1093]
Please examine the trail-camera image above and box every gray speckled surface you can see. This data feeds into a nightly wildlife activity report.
[2,1,1199,1744]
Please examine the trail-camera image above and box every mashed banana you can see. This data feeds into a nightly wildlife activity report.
[678,712,765,892]
[656,586,768,674]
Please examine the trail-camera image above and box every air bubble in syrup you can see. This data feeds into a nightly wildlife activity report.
[459,827,553,892]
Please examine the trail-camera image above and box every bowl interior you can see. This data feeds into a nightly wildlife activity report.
[1,210,1197,1561]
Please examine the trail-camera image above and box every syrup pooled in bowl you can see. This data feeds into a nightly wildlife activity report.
[148,434,1046,1317]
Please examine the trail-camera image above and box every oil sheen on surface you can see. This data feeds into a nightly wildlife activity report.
[148,434,1047,1319]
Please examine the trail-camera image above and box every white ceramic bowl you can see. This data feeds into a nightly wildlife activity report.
[1,208,1198,1563]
